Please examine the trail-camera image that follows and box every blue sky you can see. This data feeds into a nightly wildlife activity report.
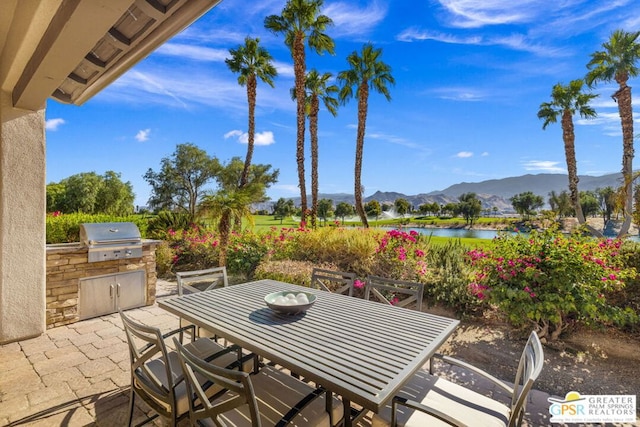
[45,0,640,208]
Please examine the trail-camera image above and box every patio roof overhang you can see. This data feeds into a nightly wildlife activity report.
[1,0,221,113]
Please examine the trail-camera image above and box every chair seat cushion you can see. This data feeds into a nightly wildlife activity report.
[372,370,510,427]
[200,366,344,427]
[137,338,241,417]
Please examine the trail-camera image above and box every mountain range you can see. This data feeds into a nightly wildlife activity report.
[268,172,625,213]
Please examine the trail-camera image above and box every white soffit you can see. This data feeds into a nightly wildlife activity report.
[7,0,221,110]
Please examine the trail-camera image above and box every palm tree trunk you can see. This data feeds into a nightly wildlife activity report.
[293,32,307,224]
[562,111,586,223]
[355,82,369,228]
[616,83,634,236]
[310,96,320,228]
[240,75,257,188]
[218,211,231,267]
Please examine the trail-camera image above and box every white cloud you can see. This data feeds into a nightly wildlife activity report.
[155,43,228,62]
[323,1,387,37]
[224,130,243,139]
[456,151,473,158]
[431,86,487,102]
[522,160,565,173]
[225,130,275,146]
[481,152,489,157]
[397,28,566,57]
[45,118,65,131]
[135,129,151,142]
[436,0,542,28]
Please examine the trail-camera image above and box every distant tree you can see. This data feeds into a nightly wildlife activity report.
[458,192,482,227]
[538,79,597,225]
[441,203,458,217]
[95,171,135,215]
[586,29,640,236]
[144,143,221,219]
[273,198,295,224]
[596,186,617,223]
[394,198,410,216]
[418,202,431,216]
[47,171,135,214]
[580,191,600,218]
[364,200,382,221]
[317,198,334,226]
[492,206,499,216]
[226,37,277,189]
[510,191,544,220]
[265,0,335,224]
[548,190,573,219]
[334,202,354,224]
[199,189,253,267]
[338,43,394,227]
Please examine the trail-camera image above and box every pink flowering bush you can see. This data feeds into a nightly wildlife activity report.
[468,227,638,341]
[373,229,432,282]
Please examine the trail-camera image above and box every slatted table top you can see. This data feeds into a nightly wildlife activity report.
[158,279,459,413]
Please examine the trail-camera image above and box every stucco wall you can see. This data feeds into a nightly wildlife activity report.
[0,94,46,344]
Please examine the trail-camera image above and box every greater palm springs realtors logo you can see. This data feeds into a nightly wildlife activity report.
[548,391,636,423]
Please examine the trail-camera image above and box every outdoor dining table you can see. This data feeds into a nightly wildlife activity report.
[158,279,459,426]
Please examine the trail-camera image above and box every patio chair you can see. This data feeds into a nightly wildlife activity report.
[371,331,544,427]
[176,266,228,338]
[174,338,345,427]
[119,309,248,427]
[176,266,228,296]
[364,275,424,311]
[311,267,357,296]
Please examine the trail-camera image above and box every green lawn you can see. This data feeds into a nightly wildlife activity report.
[248,215,494,248]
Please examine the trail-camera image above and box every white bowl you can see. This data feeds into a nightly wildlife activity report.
[264,291,317,314]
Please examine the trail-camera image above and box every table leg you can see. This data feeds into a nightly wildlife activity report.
[343,398,352,427]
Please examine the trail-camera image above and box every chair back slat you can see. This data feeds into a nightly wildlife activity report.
[508,331,544,427]
[174,338,261,426]
[364,275,424,311]
[177,266,228,296]
[311,268,356,296]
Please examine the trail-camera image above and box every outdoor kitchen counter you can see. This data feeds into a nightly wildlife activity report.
[45,239,161,328]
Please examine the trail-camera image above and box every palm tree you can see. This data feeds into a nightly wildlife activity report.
[199,189,253,267]
[225,37,277,189]
[264,0,334,224]
[294,69,338,227]
[586,29,640,236]
[338,43,394,227]
[538,79,598,229]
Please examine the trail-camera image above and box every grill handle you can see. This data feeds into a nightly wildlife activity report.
[88,239,141,245]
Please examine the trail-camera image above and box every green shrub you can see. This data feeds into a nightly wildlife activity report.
[289,227,378,276]
[469,227,638,340]
[146,211,197,238]
[254,260,318,287]
[46,212,149,244]
[423,239,480,313]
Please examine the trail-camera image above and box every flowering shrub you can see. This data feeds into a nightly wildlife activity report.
[373,229,432,282]
[468,227,638,340]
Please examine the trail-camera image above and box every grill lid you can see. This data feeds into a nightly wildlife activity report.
[80,222,141,246]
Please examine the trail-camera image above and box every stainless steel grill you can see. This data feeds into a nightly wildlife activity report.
[80,222,142,263]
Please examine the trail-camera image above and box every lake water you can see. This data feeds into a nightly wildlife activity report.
[381,226,640,241]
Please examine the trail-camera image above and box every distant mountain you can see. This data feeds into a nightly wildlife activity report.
[258,172,624,213]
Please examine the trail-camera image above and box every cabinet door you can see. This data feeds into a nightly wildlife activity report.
[116,270,146,311]
[79,275,116,320]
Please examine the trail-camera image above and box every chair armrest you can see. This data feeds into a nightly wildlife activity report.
[430,353,513,395]
[392,396,465,427]
[275,387,327,427]
[162,324,197,342]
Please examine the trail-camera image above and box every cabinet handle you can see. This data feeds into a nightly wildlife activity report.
[117,283,121,297]
[110,284,114,298]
